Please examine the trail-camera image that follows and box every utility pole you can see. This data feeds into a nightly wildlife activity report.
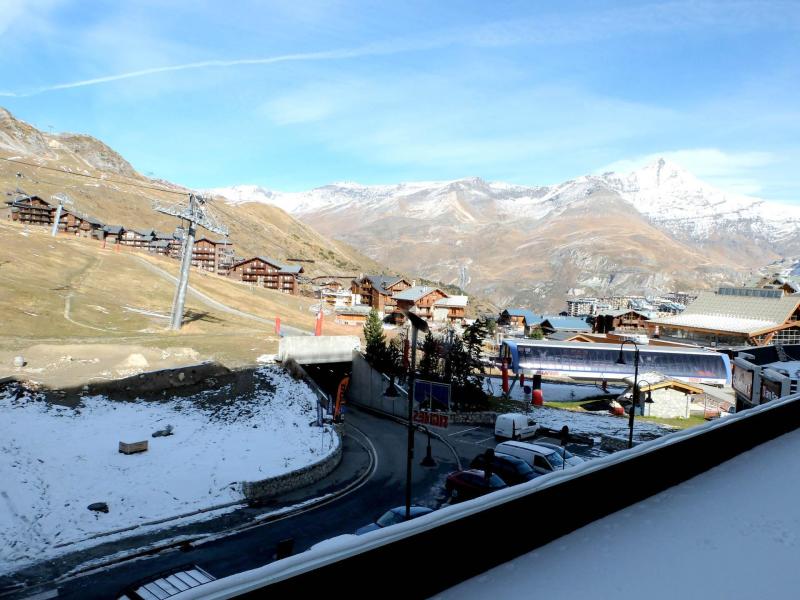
[154,193,228,330]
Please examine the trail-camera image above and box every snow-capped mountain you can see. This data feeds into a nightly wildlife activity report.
[210,161,800,309]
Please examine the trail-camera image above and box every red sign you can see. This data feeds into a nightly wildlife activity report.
[413,410,449,429]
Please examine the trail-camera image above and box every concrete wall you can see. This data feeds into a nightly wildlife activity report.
[348,351,409,418]
[241,430,342,501]
[279,336,361,365]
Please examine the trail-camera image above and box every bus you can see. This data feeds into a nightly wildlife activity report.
[500,340,731,386]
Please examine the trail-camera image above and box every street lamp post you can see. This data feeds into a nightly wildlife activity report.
[615,340,640,449]
[403,310,429,521]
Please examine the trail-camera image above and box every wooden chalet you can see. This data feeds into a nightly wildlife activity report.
[593,309,653,334]
[334,305,372,326]
[102,225,125,244]
[350,275,411,312]
[498,309,543,335]
[58,210,105,239]
[228,256,303,295]
[120,228,154,248]
[190,237,235,274]
[433,295,469,323]
[4,195,54,226]
[392,286,449,323]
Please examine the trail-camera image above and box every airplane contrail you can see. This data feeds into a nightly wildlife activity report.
[0,40,440,98]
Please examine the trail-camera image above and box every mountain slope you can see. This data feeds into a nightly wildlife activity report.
[211,161,800,310]
[0,107,383,279]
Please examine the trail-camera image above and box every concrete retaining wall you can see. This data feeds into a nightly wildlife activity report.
[241,431,342,501]
[348,351,409,418]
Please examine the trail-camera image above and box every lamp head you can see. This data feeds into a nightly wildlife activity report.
[616,349,626,365]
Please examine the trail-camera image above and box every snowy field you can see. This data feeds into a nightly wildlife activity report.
[0,366,337,575]
[438,427,800,600]
[531,405,672,442]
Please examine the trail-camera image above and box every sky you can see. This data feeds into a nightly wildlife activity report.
[0,0,799,200]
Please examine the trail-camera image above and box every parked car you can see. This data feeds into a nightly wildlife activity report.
[494,412,538,440]
[469,451,541,485]
[355,505,434,535]
[495,440,568,475]
[532,442,585,467]
[445,469,507,501]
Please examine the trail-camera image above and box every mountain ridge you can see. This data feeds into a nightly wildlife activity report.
[210,160,799,310]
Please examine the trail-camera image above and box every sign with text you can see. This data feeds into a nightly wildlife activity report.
[760,378,783,405]
[413,410,449,429]
[414,380,451,412]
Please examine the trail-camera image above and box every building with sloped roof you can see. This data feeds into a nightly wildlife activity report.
[350,274,412,312]
[498,309,544,335]
[393,286,449,323]
[647,287,800,347]
[540,316,592,335]
[228,256,304,294]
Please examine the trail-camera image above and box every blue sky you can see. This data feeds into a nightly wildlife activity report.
[1,1,798,201]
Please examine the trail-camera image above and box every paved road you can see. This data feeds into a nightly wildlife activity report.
[133,256,309,336]
[39,406,458,600]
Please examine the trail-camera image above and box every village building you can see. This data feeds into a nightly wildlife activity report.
[102,225,125,244]
[566,298,598,317]
[497,309,544,336]
[119,228,154,249]
[647,287,800,348]
[540,316,592,336]
[350,275,412,312]
[593,309,654,334]
[58,210,105,239]
[228,256,303,295]
[433,295,469,324]
[4,195,54,226]
[317,280,356,308]
[618,374,705,420]
[334,305,372,326]
[148,231,175,256]
[392,286,449,323]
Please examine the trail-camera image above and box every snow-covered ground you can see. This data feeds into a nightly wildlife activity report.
[531,405,672,442]
[484,377,624,402]
[438,427,800,600]
[0,366,337,575]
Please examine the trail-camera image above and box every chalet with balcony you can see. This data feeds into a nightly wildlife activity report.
[120,228,154,248]
[102,225,125,244]
[4,195,54,226]
[593,309,654,334]
[229,256,303,295]
[334,305,372,326]
[392,286,449,323]
[351,275,412,312]
[498,309,544,336]
[57,210,104,239]
[433,295,469,323]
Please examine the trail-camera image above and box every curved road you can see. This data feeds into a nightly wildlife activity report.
[39,406,458,600]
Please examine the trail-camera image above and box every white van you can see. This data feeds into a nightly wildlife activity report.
[495,440,566,475]
[494,413,538,441]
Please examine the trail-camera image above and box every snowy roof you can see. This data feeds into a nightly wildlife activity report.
[649,290,800,334]
[650,313,778,334]
[541,316,592,332]
[393,286,445,302]
[434,295,468,308]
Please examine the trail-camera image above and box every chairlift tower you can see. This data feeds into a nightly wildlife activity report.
[153,193,228,330]
[50,193,73,237]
